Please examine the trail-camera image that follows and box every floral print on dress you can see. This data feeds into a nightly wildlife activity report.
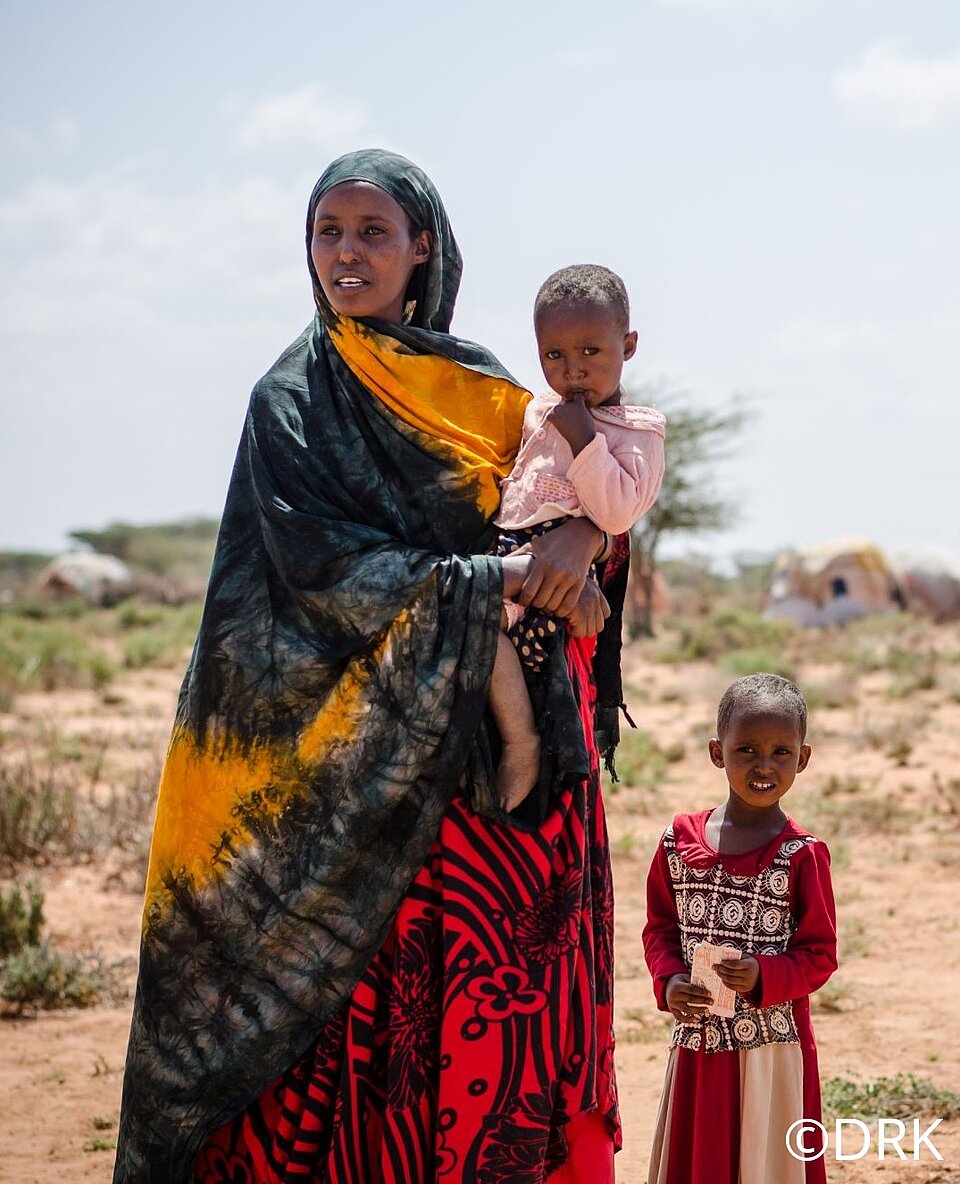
[514,870,583,963]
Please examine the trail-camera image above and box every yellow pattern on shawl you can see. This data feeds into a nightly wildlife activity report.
[328,317,530,519]
[144,604,406,922]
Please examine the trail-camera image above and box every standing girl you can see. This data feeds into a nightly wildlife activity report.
[643,673,837,1184]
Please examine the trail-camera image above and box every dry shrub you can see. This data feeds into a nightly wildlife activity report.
[0,743,161,870]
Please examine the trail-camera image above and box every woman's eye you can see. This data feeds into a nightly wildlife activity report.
[316,226,339,236]
[364,225,386,236]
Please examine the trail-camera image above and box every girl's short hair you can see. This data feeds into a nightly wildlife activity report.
[534,264,629,330]
[717,673,809,741]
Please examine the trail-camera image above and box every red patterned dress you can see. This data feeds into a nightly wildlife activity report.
[195,633,619,1183]
[643,811,837,1184]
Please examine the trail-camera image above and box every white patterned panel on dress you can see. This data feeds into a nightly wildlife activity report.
[661,829,816,1054]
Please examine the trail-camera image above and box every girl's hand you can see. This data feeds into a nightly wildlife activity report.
[517,518,603,617]
[714,956,760,994]
[565,579,610,638]
[665,974,713,1022]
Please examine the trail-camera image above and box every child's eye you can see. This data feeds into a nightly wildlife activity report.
[582,347,599,356]
[544,350,562,361]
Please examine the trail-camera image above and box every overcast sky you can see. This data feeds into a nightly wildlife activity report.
[2,0,958,562]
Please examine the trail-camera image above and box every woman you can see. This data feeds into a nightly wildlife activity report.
[114,150,621,1183]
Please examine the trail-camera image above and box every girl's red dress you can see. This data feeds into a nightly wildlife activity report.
[195,634,619,1183]
[643,810,838,1184]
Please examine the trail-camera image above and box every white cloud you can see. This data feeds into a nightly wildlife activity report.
[835,41,960,130]
[0,165,307,337]
[0,113,80,152]
[233,84,370,154]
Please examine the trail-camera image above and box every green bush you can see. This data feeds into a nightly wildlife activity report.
[823,1073,960,1121]
[670,609,796,663]
[120,603,201,669]
[0,881,44,957]
[615,730,670,790]
[720,648,796,682]
[0,941,102,1011]
[0,616,114,694]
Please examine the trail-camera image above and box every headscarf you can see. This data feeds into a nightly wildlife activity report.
[114,151,559,1181]
[306,148,462,332]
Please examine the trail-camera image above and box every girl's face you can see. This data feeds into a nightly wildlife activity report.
[708,709,811,812]
[311,181,431,323]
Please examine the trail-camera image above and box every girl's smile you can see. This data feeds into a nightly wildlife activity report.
[708,708,811,814]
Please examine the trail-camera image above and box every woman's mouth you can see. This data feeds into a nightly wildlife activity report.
[334,275,369,290]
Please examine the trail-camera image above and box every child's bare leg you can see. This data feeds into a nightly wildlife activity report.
[490,631,540,811]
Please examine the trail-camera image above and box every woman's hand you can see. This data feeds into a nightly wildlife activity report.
[516,518,604,617]
[665,974,712,1023]
[714,956,760,994]
[565,579,610,638]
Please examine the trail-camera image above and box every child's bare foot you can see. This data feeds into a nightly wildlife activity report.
[497,734,541,812]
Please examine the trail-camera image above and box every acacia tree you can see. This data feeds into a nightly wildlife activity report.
[628,389,750,636]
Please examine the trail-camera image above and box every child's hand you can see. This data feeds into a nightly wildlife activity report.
[547,397,595,456]
[564,578,610,637]
[665,974,712,1022]
[714,956,760,994]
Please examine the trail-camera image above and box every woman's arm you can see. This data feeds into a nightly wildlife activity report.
[516,517,606,616]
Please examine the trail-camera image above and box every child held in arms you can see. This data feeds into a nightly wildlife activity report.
[643,673,838,1184]
[490,264,665,808]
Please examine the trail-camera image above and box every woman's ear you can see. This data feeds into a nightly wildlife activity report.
[413,230,432,262]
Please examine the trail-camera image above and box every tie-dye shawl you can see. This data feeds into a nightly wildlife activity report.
[114,151,580,1180]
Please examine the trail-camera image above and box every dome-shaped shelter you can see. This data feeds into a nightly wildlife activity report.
[763,539,903,627]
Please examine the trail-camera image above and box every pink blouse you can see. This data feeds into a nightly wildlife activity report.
[495,393,666,535]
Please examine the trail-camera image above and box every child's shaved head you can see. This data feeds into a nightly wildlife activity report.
[717,673,808,741]
[534,264,630,331]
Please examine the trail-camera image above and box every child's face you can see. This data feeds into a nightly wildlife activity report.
[708,708,811,811]
[535,303,638,407]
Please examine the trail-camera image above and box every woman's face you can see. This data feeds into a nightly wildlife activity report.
[311,181,431,323]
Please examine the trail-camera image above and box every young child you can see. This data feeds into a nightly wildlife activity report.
[643,673,838,1184]
[490,264,666,808]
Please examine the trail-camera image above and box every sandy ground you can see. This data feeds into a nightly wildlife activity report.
[1,626,958,1182]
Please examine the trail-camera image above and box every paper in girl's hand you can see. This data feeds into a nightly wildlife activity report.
[691,941,741,1018]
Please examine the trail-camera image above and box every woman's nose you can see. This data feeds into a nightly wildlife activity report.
[338,235,362,262]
